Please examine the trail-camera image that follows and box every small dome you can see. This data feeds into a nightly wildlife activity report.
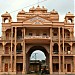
[66,12,74,16]
[29,6,35,10]
[18,9,25,14]
[42,6,47,10]
[50,9,58,14]
[35,5,42,10]
[1,11,11,17]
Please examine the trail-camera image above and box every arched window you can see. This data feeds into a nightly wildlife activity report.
[4,18,9,23]
[53,43,59,54]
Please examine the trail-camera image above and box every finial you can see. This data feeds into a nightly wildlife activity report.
[6,11,8,13]
[42,6,44,8]
[37,5,39,7]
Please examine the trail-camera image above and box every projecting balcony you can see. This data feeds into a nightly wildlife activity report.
[25,35,50,39]
[25,35,50,44]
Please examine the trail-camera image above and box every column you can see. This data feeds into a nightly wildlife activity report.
[0,55,1,72]
[58,27,61,74]
[10,27,13,72]
[62,27,65,73]
[22,28,26,74]
[50,27,52,74]
[22,29,24,39]
[14,27,17,72]
[73,56,75,73]
[71,43,72,54]
[3,43,5,54]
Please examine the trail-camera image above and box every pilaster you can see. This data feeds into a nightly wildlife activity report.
[10,27,13,72]
[73,56,75,73]
[0,55,1,72]
[22,28,26,74]
[14,27,17,72]
[62,27,65,73]
[50,27,52,74]
[58,27,61,74]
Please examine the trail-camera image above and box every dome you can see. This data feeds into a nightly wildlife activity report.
[18,9,25,14]
[50,9,58,14]
[1,11,11,17]
[29,6,35,10]
[66,12,74,16]
[42,6,47,10]
[35,5,42,10]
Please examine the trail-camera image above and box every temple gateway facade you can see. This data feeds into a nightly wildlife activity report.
[0,5,75,74]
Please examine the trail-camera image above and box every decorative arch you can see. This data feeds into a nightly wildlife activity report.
[4,18,9,23]
[5,43,11,54]
[5,29,11,40]
[16,43,22,54]
[26,45,49,73]
[64,29,70,38]
[53,43,59,54]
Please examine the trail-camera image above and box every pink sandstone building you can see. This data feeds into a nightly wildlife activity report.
[0,5,75,74]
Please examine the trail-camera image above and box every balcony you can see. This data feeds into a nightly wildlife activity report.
[17,36,23,40]
[25,35,50,39]
[1,36,11,40]
[16,50,22,54]
[25,35,50,44]
[53,50,59,55]
[64,36,70,41]
[52,36,58,41]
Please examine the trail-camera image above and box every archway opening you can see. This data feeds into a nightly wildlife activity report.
[30,50,46,61]
[26,46,49,74]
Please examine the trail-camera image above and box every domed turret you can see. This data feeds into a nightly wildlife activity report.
[64,12,74,24]
[50,9,59,22]
[17,9,25,22]
[18,9,25,14]
[50,9,58,14]
[1,11,12,23]
[29,5,47,13]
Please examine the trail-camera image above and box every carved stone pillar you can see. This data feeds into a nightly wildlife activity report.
[58,27,61,74]
[62,27,65,73]
[14,27,17,72]
[10,27,13,72]
[22,28,26,74]
[0,55,1,72]
[73,56,75,73]
[50,27,52,74]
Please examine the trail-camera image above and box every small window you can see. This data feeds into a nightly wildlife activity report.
[43,33,47,36]
[29,33,32,36]
[67,47,70,51]
[53,33,57,36]
[64,64,66,69]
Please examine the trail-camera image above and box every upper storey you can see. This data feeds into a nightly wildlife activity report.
[17,5,59,22]
[1,5,74,26]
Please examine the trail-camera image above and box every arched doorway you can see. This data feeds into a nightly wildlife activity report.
[26,46,49,74]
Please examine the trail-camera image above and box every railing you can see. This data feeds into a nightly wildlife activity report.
[25,35,50,39]
[1,36,11,40]
[16,50,22,54]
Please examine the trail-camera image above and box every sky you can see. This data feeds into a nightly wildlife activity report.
[0,0,74,60]
[0,0,74,36]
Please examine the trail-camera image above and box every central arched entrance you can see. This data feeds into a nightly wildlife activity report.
[26,46,49,74]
